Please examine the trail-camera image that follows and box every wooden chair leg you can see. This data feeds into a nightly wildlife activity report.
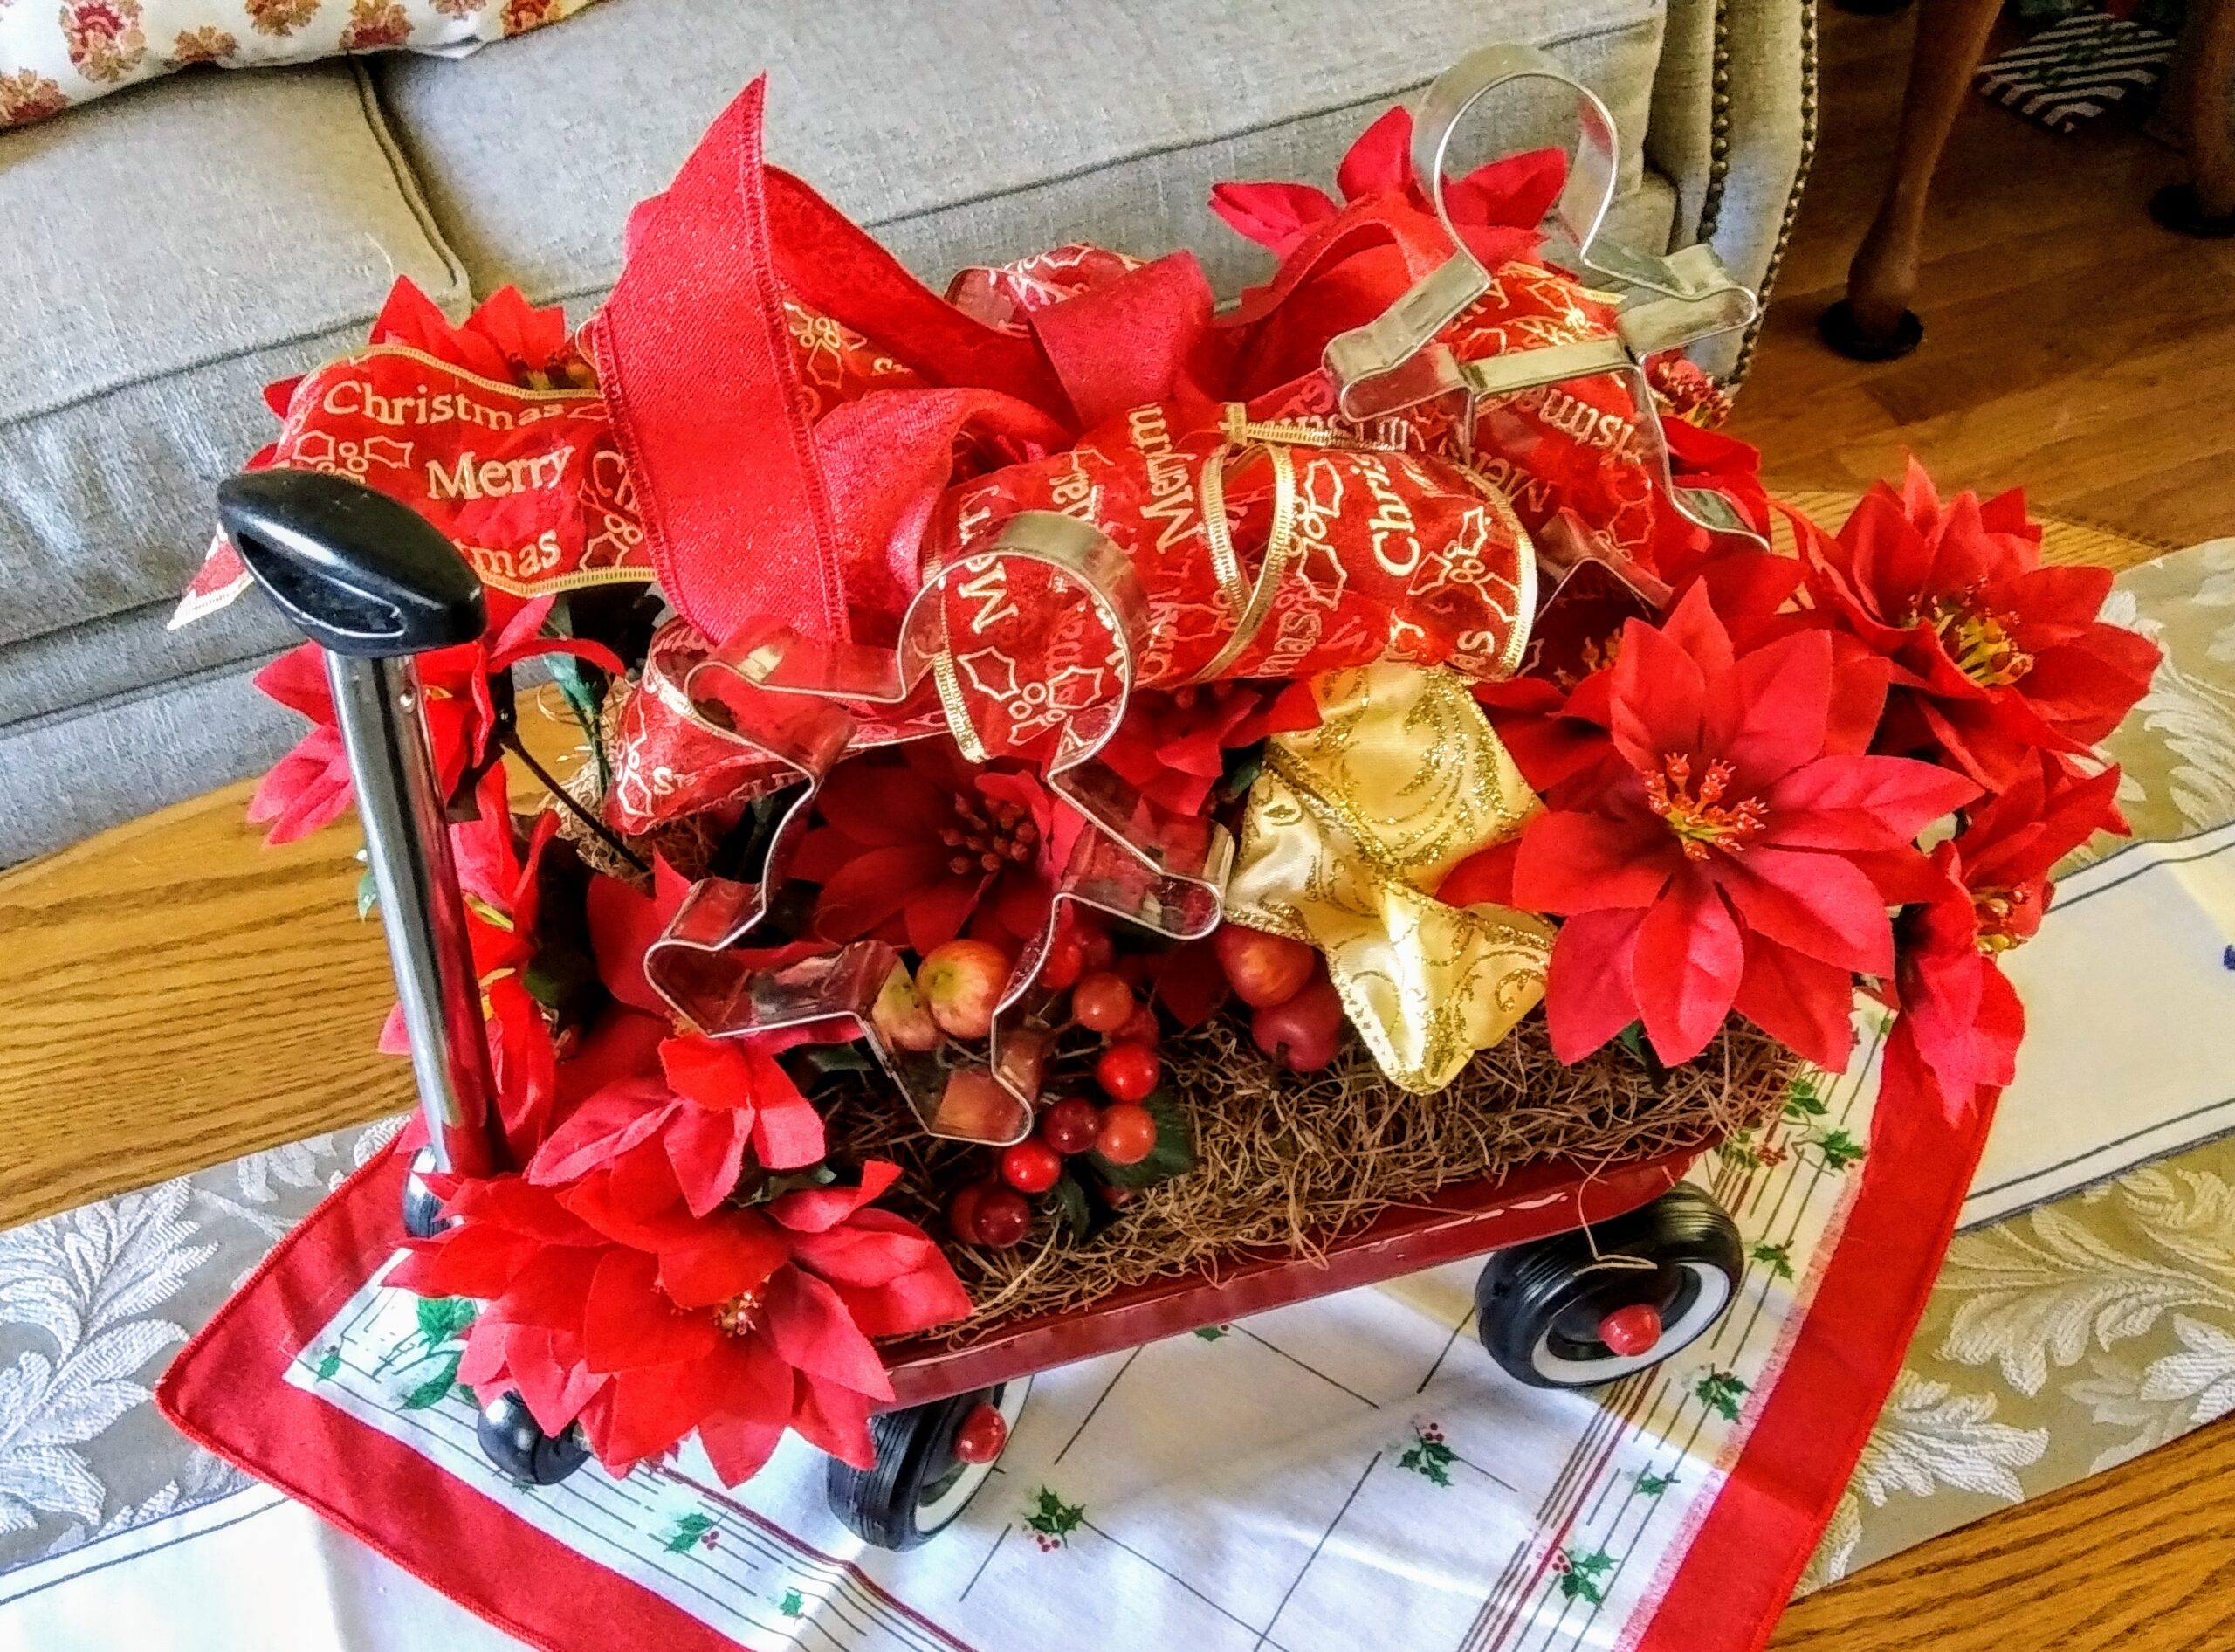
[2151,0,2235,234]
[1821,0,2007,360]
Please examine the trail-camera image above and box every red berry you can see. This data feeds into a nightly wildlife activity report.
[1000,1139,1062,1195]
[952,1401,1009,1465]
[947,1182,989,1244]
[1214,925,1318,1008]
[1039,1096,1103,1155]
[1101,1184,1138,1208]
[1116,1003,1162,1048]
[1039,927,1086,991]
[1096,1101,1158,1165]
[971,1186,1032,1248]
[1077,923,1116,974]
[1071,971,1135,1034]
[1096,1041,1161,1102]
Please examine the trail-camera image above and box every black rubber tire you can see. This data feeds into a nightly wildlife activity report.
[401,1146,446,1240]
[826,1382,1021,1551]
[1475,1185,1743,1390]
[477,1389,592,1485]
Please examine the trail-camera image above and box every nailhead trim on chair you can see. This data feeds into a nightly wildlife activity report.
[1724,0,1819,391]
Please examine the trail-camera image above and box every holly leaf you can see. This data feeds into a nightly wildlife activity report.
[1090,1089,1195,1188]
[401,1351,462,1410]
[1050,1173,1092,1242]
[313,1347,342,1381]
[416,1296,478,1348]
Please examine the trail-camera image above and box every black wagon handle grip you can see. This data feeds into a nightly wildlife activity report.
[222,465,503,1184]
[216,468,486,658]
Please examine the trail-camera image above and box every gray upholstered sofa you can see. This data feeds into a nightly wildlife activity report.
[0,0,1812,864]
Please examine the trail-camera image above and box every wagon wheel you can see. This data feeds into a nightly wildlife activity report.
[401,1146,447,1240]
[827,1380,1030,1550]
[1475,1186,1742,1389]
[477,1389,592,1486]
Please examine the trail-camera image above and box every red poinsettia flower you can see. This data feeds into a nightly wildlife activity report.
[792,740,1081,955]
[1886,755,2125,1119]
[1791,462,2161,790]
[528,1033,828,1217]
[391,1162,970,1485]
[1472,550,1827,804]
[1097,680,1320,816]
[1211,105,1564,266]
[247,595,622,845]
[370,278,594,390]
[1488,584,1980,1070]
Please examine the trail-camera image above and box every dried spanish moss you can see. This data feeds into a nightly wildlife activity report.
[829,1014,1792,1345]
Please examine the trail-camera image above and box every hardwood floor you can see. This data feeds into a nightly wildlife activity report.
[1731,3,2235,550]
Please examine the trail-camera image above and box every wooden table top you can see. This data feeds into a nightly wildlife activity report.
[2,493,2226,1649]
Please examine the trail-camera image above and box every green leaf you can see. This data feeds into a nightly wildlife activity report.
[1750,1241,1796,1282]
[1024,1486,1085,1539]
[1050,1173,1092,1242]
[778,1588,807,1618]
[662,1512,715,1553]
[1616,1022,1647,1063]
[313,1347,342,1381]
[1692,1367,1750,1422]
[400,1351,462,1410]
[356,866,380,920]
[1090,1088,1195,1188]
[544,636,609,792]
[737,1163,838,1206]
[1193,1324,1230,1342]
[1783,1076,1828,1119]
[1635,1469,1677,1497]
[1215,746,1266,804]
[416,1297,478,1349]
[1808,1127,1867,1172]
[794,1042,877,1078]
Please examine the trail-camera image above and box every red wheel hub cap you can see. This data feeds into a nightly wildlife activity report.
[1596,1303,1663,1358]
[952,1401,1009,1465]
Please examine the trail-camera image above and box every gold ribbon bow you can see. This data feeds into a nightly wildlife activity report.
[1222,662,1554,1091]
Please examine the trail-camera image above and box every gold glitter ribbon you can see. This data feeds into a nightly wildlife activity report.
[1222,662,1554,1091]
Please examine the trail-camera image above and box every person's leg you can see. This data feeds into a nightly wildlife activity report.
[1822,0,2006,360]
[2151,0,2235,236]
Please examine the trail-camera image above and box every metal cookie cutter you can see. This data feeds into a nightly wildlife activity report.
[1320,41,1766,552]
[643,509,1231,1147]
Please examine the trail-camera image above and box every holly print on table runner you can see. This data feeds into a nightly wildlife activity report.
[369,1296,478,1411]
[1398,1421,1457,1487]
[1023,1487,1085,1552]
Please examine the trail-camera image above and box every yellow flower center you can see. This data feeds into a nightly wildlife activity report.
[1924,594,2033,688]
[1645,754,1768,861]
[711,1287,764,1338]
[1972,886,2035,953]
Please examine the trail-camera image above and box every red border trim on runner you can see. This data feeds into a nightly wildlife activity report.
[1632,1089,1997,1652]
[155,1151,936,1652]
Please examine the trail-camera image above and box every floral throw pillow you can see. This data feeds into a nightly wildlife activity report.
[1,0,602,131]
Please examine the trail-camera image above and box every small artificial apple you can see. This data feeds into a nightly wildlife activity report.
[870,961,940,1052]
[1214,924,1318,1008]
[1251,973,1344,1071]
[916,939,1014,1040]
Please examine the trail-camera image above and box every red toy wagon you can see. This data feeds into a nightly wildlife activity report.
[213,468,1747,1552]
